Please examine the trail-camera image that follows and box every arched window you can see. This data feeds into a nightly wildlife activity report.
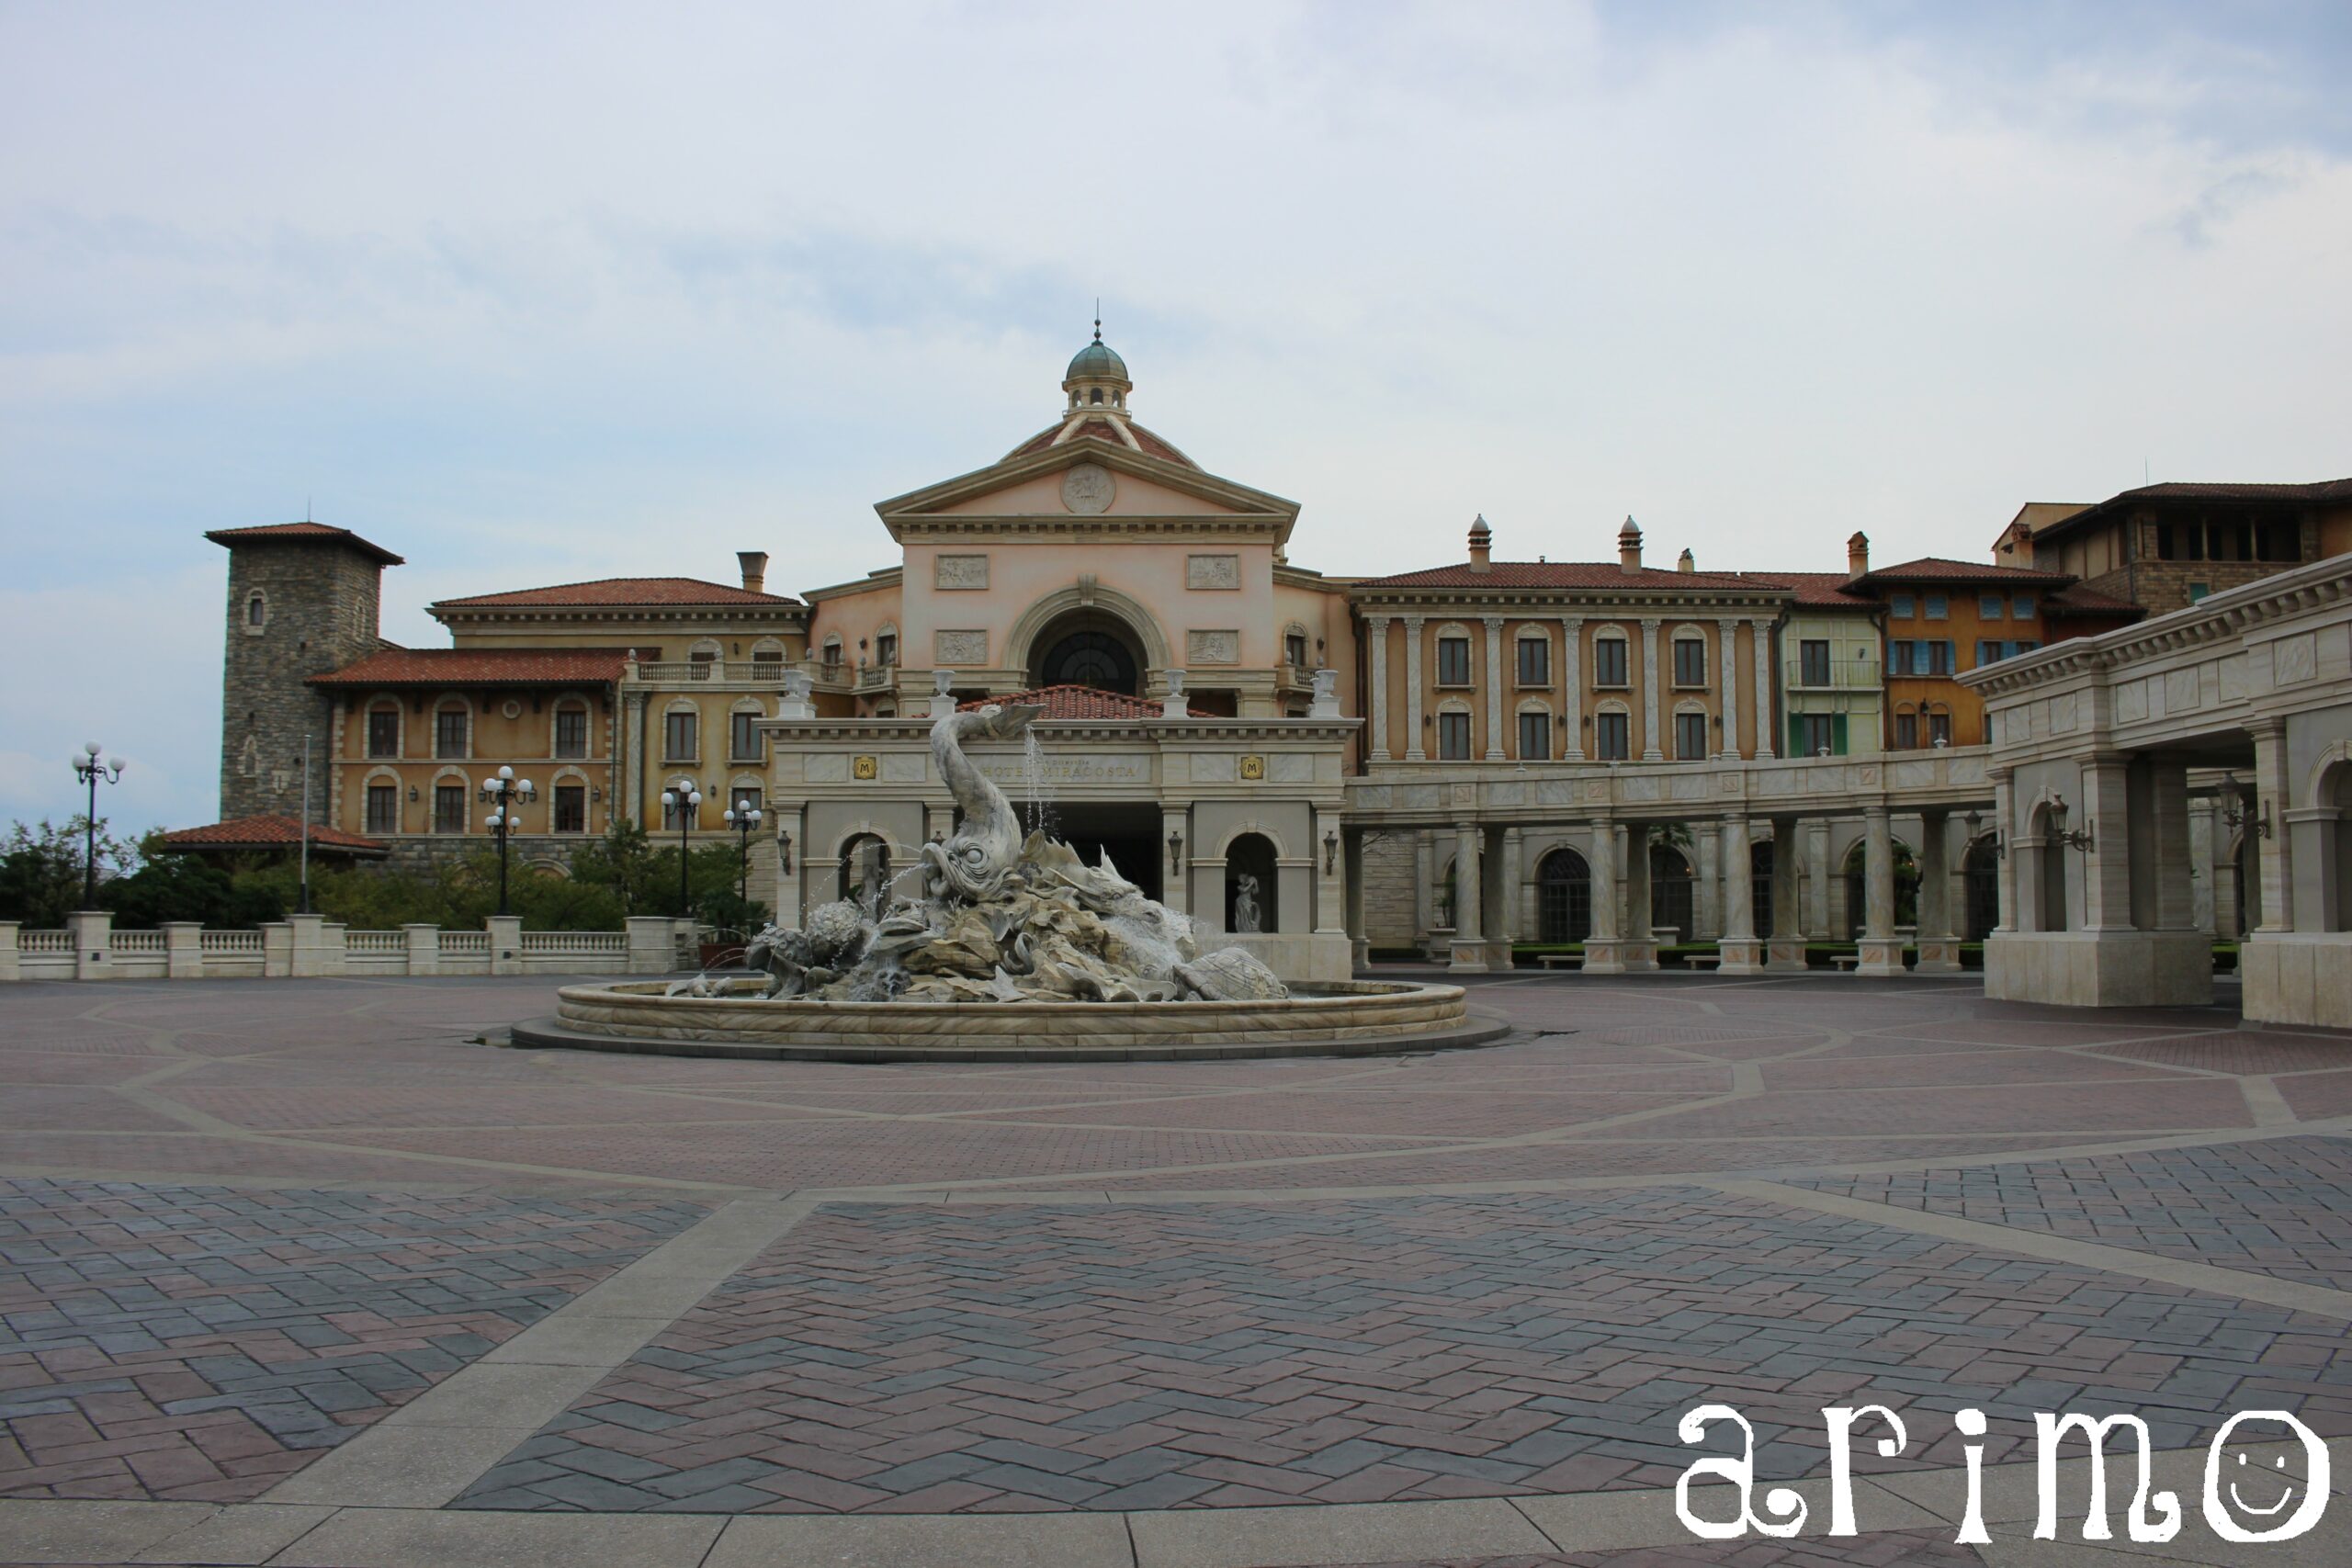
[365,702,401,760]
[1537,848,1590,943]
[1031,608,1145,695]
[1649,841,1695,942]
[244,589,267,632]
[1226,833,1278,933]
[840,833,892,914]
[1964,837,2000,940]
[1843,837,1921,938]
[821,636,843,677]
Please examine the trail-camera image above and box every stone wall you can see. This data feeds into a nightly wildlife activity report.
[1360,830,1419,949]
[220,540,386,820]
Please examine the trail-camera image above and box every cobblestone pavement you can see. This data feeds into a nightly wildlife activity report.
[0,972,2347,1565]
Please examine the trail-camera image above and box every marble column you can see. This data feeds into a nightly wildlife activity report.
[1990,768,2018,935]
[1160,805,1192,917]
[1366,615,1392,761]
[1766,817,1807,970]
[2250,720,2294,933]
[1914,809,1961,972]
[1449,821,1487,972]
[1750,617,1777,758]
[1694,827,1721,941]
[1804,820,1831,940]
[1856,804,1905,975]
[2151,762,2197,932]
[1483,616,1506,760]
[1313,805,1348,944]
[1413,829,1437,956]
[1583,816,1627,973]
[2079,756,2136,931]
[1623,824,1658,970]
[1640,619,1664,761]
[1719,815,1765,973]
[1560,616,1585,760]
[1717,618,1743,759]
[1343,827,1368,970]
[1487,825,1521,969]
[1403,616,1427,761]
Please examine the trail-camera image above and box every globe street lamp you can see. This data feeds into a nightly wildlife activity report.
[659,778,705,916]
[478,766,537,917]
[722,798,763,906]
[71,742,127,910]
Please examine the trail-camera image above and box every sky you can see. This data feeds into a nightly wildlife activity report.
[3,1,2347,835]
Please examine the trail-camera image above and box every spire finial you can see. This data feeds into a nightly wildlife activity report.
[1093,299,1102,342]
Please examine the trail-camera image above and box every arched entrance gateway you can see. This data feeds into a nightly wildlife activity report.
[1030,609,1143,695]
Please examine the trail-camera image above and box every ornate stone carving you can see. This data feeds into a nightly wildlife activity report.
[1060,463,1115,514]
[933,629,989,665]
[934,554,989,590]
[1187,629,1240,665]
[1187,553,1240,591]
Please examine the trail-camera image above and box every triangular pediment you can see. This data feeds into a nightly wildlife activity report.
[875,434,1299,543]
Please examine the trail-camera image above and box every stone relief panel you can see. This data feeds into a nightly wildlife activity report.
[1270,754,1315,784]
[1186,554,1241,591]
[1187,629,1241,664]
[2116,680,2151,724]
[2164,669,2201,714]
[2050,693,2079,734]
[1190,753,1238,784]
[1060,463,1115,515]
[2272,633,2319,685]
[2218,654,2248,703]
[882,753,928,784]
[933,629,989,665]
[934,554,989,590]
[807,755,850,784]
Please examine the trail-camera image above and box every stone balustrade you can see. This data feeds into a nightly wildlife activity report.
[0,913,689,983]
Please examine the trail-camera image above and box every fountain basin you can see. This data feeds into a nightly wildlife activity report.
[508,979,1501,1063]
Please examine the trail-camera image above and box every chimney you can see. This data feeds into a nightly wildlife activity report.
[1846,531,1870,581]
[1676,547,1695,573]
[1617,515,1643,574]
[1466,513,1493,574]
[738,550,769,594]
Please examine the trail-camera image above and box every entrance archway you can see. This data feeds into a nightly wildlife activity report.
[1964,839,1999,940]
[1842,837,1919,938]
[1650,842,1694,942]
[1537,848,1590,943]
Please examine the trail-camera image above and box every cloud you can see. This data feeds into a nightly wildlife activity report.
[3,2,2348,831]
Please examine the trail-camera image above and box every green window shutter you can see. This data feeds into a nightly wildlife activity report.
[1832,714,1849,755]
[1789,715,1804,754]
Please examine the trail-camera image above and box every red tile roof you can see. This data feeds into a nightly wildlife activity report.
[434,577,799,609]
[1355,560,1772,591]
[2023,477,2352,545]
[1008,418,1199,468]
[2044,583,2144,618]
[958,684,1202,720]
[1736,570,1876,607]
[156,815,389,857]
[1853,557,2074,585]
[204,523,404,565]
[310,649,628,687]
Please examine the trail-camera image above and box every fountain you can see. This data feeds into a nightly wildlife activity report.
[514,703,1493,1061]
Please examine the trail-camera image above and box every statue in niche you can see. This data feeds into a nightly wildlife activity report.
[1231,873,1262,934]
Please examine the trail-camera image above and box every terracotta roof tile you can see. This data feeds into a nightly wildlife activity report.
[434,577,799,609]
[1354,560,1774,591]
[1736,570,1875,607]
[958,684,1200,720]
[2024,477,2352,545]
[157,815,388,856]
[204,522,404,565]
[310,649,628,687]
[1007,418,1198,468]
[1854,557,2074,584]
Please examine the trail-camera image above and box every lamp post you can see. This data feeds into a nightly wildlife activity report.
[71,742,127,910]
[659,778,704,916]
[478,766,537,917]
[722,798,763,907]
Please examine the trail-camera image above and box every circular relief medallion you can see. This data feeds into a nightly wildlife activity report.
[501,699,524,720]
[1060,462,1115,515]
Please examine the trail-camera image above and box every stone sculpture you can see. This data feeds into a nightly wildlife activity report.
[1231,873,1261,933]
[714,702,1288,1006]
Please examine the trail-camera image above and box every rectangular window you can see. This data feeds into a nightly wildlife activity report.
[1436,637,1472,686]
[554,709,588,759]
[1595,711,1630,761]
[1672,638,1706,686]
[2156,523,2177,560]
[433,784,466,834]
[2012,593,2035,619]
[1437,710,1472,760]
[752,648,784,667]
[730,712,763,761]
[1924,592,1948,620]
[729,786,762,819]
[2188,582,2211,603]
[367,710,400,759]
[664,710,697,761]
[1593,638,1629,687]
[1285,632,1308,669]
[1887,640,1912,677]
[1975,639,1999,667]
[1676,711,1709,760]
[1927,640,1954,675]
[1928,711,1953,747]
[1890,592,1916,619]
[2011,638,2040,658]
[1894,711,1918,750]
[1979,593,2004,619]
[365,784,399,834]
[1515,637,1548,686]
[1517,710,1549,759]
[434,709,468,759]
[1796,714,1837,757]
[1799,640,1831,686]
[876,633,898,668]
[553,784,586,834]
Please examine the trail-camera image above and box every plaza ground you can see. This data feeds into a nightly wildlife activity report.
[1,970,2347,1566]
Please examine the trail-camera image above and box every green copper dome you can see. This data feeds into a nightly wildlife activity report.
[1065,336,1129,384]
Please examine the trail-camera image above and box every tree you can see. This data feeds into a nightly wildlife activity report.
[106,836,283,929]
[571,819,665,916]
[0,818,136,926]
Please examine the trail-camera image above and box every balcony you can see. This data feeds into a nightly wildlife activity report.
[631,660,793,686]
[1785,659,1880,692]
[854,664,897,693]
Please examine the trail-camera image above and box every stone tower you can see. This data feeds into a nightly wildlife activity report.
[207,524,401,822]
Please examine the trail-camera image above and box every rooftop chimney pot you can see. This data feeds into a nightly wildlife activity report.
[1467,513,1493,574]
[1676,547,1695,573]
[1618,515,1644,574]
[1845,532,1870,581]
[738,550,769,594]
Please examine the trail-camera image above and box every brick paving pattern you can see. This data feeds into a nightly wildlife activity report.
[1322,1536,1984,1568]
[0,1179,706,1501]
[1789,1135,2352,1291]
[453,1188,2352,1513]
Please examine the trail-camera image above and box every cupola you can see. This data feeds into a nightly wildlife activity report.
[1062,316,1133,415]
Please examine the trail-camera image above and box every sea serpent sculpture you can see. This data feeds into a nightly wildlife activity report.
[703,702,1290,1006]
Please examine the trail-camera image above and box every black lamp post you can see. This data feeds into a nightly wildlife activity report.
[72,742,127,910]
[722,797,763,906]
[660,778,704,916]
[478,766,537,917]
